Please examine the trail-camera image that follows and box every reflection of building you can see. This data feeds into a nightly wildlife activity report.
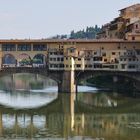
[78,93,117,107]
[0,112,139,140]
[0,92,139,139]
[0,73,57,90]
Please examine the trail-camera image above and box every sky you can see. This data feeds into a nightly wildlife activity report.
[0,0,139,39]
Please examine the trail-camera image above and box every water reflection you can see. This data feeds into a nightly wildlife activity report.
[0,93,139,140]
[77,92,118,107]
[0,73,58,109]
[0,91,58,109]
[0,73,57,91]
[0,74,139,140]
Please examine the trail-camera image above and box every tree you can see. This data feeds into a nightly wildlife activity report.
[51,25,101,39]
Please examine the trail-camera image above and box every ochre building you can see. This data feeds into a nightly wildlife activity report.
[0,39,140,72]
[97,4,140,41]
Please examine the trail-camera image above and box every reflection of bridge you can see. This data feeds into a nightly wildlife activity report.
[0,94,139,139]
[1,39,140,93]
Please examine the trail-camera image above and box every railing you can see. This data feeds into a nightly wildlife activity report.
[1,63,140,72]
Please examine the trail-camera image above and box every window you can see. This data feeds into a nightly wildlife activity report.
[54,52,58,55]
[53,58,56,61]
[2,44,16,51]
[102,52,106,56]
[60,52,63,55]
[57,58,60,61]
[61,58,64,61]
[93,57,102,61]
[94,52,97,55]
[18,44,31,51]
[133,58,136,61]
[76,64,81,68]
[33,44,47,51]
[94,64,102,68]
[59,64,64,68]
[121,64,125,69]
[61,46,64,49]
[112,52,116,55]
[88,65,92,68]
[132,36,135,40]
[70,49,75,53]
[136,50,140,55]
[85,58,90,61]
[128,65,136,69]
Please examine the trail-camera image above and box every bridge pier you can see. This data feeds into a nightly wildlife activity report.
[58,71,76,93]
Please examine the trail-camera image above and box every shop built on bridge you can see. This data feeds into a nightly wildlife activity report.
[0,39,140,93]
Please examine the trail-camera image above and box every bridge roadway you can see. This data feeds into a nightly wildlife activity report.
[0,67,140,93]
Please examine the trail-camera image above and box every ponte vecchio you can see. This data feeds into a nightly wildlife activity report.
[0,39,140,93]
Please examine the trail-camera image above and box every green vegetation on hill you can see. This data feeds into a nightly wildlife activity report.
[52,25,101,39]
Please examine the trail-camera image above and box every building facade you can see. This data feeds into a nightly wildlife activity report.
[0,39,140,72]
[97,4,140,41]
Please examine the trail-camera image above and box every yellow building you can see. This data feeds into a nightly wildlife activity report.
[0,39,140,72]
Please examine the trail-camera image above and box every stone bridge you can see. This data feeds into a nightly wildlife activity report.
[76,70,140,91]
[0,67,140,93]
[76,70,140,82]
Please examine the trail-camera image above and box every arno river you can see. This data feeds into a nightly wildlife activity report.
[0,73,139,140]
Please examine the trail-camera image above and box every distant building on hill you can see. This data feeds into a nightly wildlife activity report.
[97,4,140,41]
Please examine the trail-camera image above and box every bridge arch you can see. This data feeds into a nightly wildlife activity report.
[32,54,47,67]
[77,71,140,85]
[0,67,62,86]
[17,53,32,67]
[2,54,16,66]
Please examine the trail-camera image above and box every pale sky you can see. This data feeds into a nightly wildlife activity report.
[0,0,139,39]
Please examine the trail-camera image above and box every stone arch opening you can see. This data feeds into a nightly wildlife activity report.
[2,54,16,67]
[32,54,47,67]
[17,53,32,67]
[78,72,139,83]
[0,73,58,109]
[0,71,60,93]
[77,71,139,92]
